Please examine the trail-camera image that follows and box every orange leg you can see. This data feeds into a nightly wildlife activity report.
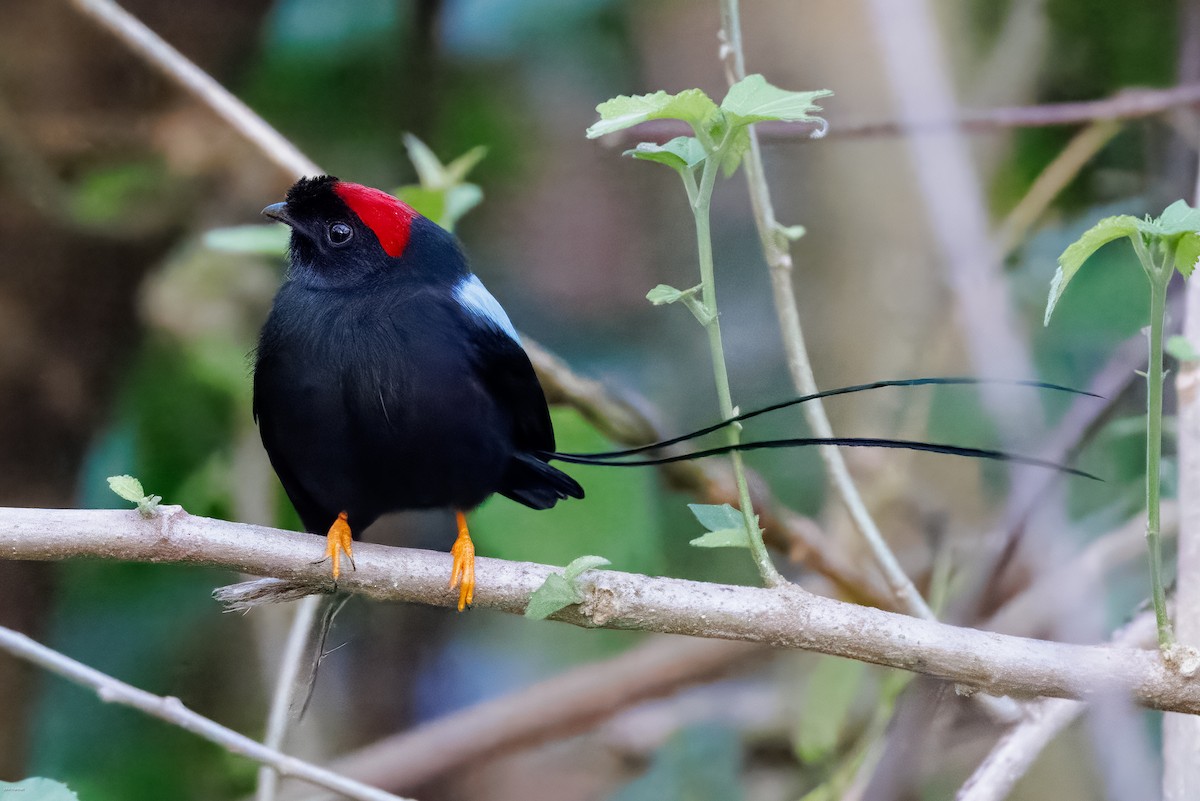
[449,510,475,611]
[321,511,355,580]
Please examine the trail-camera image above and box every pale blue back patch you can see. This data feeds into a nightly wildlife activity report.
[455,273,520,342]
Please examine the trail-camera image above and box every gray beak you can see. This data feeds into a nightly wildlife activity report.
[261,202,296,227]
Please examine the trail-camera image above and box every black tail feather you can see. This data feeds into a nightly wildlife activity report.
[556,376,1098,461]
[545,436,1100,481]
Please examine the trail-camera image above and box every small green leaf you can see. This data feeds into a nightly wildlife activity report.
[1045,214,1140,325]
[107,475,145,504]
[563,554,611,582]
[525,555,610,620]
[626,137,707,171]
[721,74,832,126]
[1155,199,1200,236]
[444,145,489,187]
[1175,232,1200,279]
[795,657,869,764]
[402,133,446,187]
[137,494,163,518]
[647,284,685,305]
[688,503,744,532]
[1167,335,1200,362]
[442,184,484,230]
[719,127,752,177]
[0,778,81,801]
[689,527,750,548]
[203,224,290,256]
[394,186,445,223]
[587,89,720,139]
[524,573,582,620]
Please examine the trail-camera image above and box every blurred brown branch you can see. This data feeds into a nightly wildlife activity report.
[284,637,762,799]
[6,506,1200,714]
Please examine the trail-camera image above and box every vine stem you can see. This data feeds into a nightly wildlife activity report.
[686,146,784,586]
[1135,235,1175,647]
[716,0,933,615]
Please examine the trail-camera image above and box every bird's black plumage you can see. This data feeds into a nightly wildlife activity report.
[253,176,582,541]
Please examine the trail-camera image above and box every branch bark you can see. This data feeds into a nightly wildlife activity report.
[5,506,1200,714]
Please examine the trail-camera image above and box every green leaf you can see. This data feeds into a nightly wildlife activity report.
[688,502,744,532]
[1044,214,1140,325]
[0,778,81,801]
[1155,199,1200,236]
[524,573,582,620]
[587,89,720,139]
[720,74,832,126]
[138,494,163,518]
[203,224,290,256]
[442,184,484,230]
[689,527,750,548]
[402,133,446,187]
[525,555,609,620]
[1167,335,1200,362]
[1175,232,1200,279]
[720,127,752,177]
[795,656,868,763]
[444,146,489,187]
[107,475,146,504]
[626,137,707,171]
[563,554,611,582]
[395,186,446,225]
[647,284,685,305]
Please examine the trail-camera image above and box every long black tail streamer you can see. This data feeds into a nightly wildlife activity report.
[554,376,1097,461]
[545,435,1099,480]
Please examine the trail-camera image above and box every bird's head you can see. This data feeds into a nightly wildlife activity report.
[263,175,466,289]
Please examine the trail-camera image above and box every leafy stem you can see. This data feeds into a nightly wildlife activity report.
[587,77,830,586]
[1136,237,1175,647]
[1046,201,1200,651]
[686,132,783,586]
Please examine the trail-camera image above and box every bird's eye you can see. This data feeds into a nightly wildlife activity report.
[327,222,353,245]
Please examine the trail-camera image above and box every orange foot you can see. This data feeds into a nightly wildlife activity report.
[449,510,475,611]
[321,511,355,581]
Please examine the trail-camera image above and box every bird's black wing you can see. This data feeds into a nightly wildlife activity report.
[455,277,584,509]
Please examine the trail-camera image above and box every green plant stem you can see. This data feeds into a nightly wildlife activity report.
[685,153,784,587]
[1135,235,1175,647]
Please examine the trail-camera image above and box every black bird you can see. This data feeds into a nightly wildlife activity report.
[254,176,582,610]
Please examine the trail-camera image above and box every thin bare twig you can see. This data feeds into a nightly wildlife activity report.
[0,625,412,801]
[6,506,1200,713]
